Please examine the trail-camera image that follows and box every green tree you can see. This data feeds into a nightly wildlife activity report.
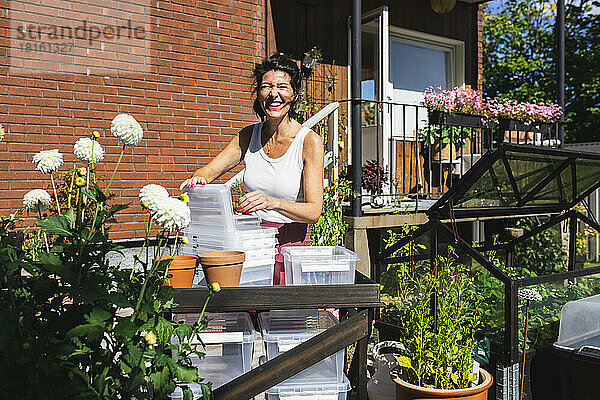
[483,0,600,142]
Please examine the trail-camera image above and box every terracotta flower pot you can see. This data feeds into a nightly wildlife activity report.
[392,369,493,400]
[157,255,197,288]
[198,250,245,287]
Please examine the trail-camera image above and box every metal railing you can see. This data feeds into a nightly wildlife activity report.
[351,99,560,211]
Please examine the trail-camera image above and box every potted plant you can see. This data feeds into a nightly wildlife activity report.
[0,116,217,399]
[488,99,561,143]
[362,159,387,206]
[387,248,493,399]
[423,86,487,129]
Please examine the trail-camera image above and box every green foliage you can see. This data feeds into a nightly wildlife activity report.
[513,219,567,275]
[310,172,354,246]
[0,154,212,398]
[231,181,248,214]
[381,229,482,390]
[483,0,600,142]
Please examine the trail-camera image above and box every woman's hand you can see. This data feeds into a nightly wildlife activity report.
[238,191,280,213]
[179,176,207,191]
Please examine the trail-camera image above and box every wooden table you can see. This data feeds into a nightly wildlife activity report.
[171,272,380,400]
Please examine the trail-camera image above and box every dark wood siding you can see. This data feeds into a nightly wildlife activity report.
[269,0,480,88]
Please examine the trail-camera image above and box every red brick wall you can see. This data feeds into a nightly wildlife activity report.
[0,0,265,239]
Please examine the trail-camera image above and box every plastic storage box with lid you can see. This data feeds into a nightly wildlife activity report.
[265,376,351,400]
[184,184,236,234]
[258,310,345,386]
[281,246,358,285]
[170,312,256,390]
[553,294,600,400]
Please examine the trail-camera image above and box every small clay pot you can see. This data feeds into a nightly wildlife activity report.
[198,251,245,287]
[157,255,197,288]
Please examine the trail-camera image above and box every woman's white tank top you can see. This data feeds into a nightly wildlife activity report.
[243,122,309,223]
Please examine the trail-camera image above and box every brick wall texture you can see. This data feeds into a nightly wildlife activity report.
[0,0,265,239]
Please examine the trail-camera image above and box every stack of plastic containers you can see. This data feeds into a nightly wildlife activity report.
[180,184,278,286]
[281,246,358,285]
[169,312,256,399]
[258,309,351,399]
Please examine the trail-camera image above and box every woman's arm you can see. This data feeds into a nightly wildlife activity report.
[179,125,253,190]
[238,131,324,224]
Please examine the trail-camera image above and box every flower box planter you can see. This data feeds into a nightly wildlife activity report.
[498,118,554,135]
[428,110,486,129]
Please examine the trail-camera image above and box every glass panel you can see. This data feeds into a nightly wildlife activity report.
[470,258,506,355]
[575,158,600,199]
[389,38,448,92]
[505,151,567,200]
[558,164,574,204]
[513,220,568,277]
[456,161,516,208]
[518,273,600,353]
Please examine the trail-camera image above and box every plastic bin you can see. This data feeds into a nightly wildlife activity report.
[265,376,351,400]
[553,294,600,400]
[239,258,275,286]
[171,312,256,390]
[184,184,235,233]
[281,246,358,285]
[259,310,345,385]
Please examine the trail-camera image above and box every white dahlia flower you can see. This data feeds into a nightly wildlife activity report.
[23,189,52,213]
[139,184,170,212]
[73,138,104,164]
[33,149,63,174]
[151,197,191,232]
[111,114,143,146]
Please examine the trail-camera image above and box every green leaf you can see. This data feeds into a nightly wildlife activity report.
[150,366,170,389]
[39,215,74,237]
[183,387,194,400]
[63,208,76,227]
[396,355,412,369]
[86,308,112,324]
[155,316,173,344]
[114,319,137,338]
[66,324,103,340]
[93,183,107,203]
[39,252,62,267]
[81,187,97,202]
[176,364,199,383]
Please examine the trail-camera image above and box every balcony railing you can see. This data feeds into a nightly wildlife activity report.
[354,99,560,212]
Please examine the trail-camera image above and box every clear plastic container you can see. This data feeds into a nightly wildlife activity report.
[240,258,275,286]
[259,310,345,385]
[281,246,358,285]
[265,376,351,400]
[171,312,256,390]
[234,214,262,230]
[555,294,600,352]
[185,184,235,233]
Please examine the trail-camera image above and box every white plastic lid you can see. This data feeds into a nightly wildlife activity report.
[280,246,359,261]
[258,310,338,342]
[174,312,256,344]
[265,375,350,396]
[555,294,600,351]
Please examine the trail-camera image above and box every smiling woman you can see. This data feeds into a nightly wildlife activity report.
[180,53,324,285]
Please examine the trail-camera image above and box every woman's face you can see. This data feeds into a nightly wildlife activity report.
[258,70,295,120]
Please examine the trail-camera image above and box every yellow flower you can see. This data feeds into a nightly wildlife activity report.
[92,130,101,139]
[141,201,149,209]
[144,331,157,346]
[209,282,221,293]
[78,167,87,176]
[75,177,86,187]
[178,193,190,203]
[181,236,188,244]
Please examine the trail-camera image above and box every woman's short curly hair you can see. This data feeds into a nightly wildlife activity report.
[252,53,302,119]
